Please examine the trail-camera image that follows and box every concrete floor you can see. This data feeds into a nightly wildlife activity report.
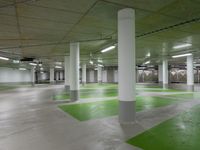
[0,84,199,150]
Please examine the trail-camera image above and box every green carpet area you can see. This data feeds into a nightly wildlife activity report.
[164,92,200,100]
[59,96,186,121]
[53,84,182,100]
[127,104,200,150]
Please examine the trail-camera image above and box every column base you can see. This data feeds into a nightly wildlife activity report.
[98,80,102,84]
[163,83,168,89]
[119,101,136,124]
[31,82,35,86]
[50,81,55,85]
[187,85,194,91]
[82,82,86,86]
[70,90,79,101]
[65,85,70,91]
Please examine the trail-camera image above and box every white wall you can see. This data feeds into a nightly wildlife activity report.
[0,67,31,83]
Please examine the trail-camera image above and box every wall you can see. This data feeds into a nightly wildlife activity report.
[0,67,31,83]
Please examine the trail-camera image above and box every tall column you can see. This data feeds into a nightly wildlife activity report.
[56,71,59,81]
[31,67,35,86]
[158,64,163,84]
[82,64,86,86]
[97,66,102,83]
[50,68,54,84]
[118,8,135,124]
[163,58,168,89]
[187,55,194,91]
[70,42,80,101]
[64,55,70,90]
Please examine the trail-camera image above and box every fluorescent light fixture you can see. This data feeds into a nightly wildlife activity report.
[19,68,26,71]
[89,60,93,65]
[55,66,62,69]
[0,56,9,61]
[172,53,192,58]
[39,64,42,67]
[101,45,116,53]
[40,67,44,70]
[98,64,103,67]
[146,52,151,57]
[144,61,150,65]
[29,62,37,66]
[55,62,62,65]
[173,43,192,49]
[98,59,103,63]
[13,60,20,64]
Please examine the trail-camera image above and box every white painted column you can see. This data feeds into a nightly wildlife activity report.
[97,66,102,83]
[163,58,168,89]
[64,55,70,89]
[187,55,194,91]
[60,71,63,80]
[31,67,35,86]
[82,64,86,85]
[118,8,135,123]
[56,71,59,81]
[50,68,54,84]
[70,42,79,101]
[158,64,163,83]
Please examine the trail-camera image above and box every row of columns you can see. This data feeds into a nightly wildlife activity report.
[158,55,194,91]
[30,8,194,124]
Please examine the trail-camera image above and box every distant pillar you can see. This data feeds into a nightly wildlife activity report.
[98,66,102,83]
[187,55,194,91]
[163,58,168,89]
[50,68,55,84]
[64,55,70,90]
[158,64,163,84]
[82,64,86,86]
[31,67,35,86]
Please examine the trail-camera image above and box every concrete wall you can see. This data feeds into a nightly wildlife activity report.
[0,67,31,83]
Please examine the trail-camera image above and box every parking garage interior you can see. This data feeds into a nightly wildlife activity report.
[0,0,200,150]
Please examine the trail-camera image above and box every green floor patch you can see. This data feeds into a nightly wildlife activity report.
[59,96,184,121]
[165,92,200,100]
[127,105,200,150]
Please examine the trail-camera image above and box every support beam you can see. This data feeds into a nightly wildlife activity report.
[70,42,80,101]
[82,64,86,86]
[97,66,102,83]
[31,67,35,86]
[187,55,194,91]
[64,56,70,90]
[118,8,136,124]
[163,58,168,89]
[50,68,55,84]
[158,64,163,84]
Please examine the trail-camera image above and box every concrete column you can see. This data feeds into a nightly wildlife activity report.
[31,67,35,86]
[70,42,79,101]
[64,55,70,90]
[187,55,194,91]
[50,68,54,84]
[163,58,168,89]
[118,8,136,124]
[56,71,59,81]
[158,64,163,84]
[82,64,86,86]
[97,66,102,83]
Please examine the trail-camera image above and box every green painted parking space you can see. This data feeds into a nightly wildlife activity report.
[53,84,182,100]
[164,93,200,100]
[59,96,186,121]
[127,104,200,150]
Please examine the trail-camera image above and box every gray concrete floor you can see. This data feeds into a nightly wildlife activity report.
[0,84,199,150]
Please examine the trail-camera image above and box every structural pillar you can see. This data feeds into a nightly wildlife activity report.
[158,64,163,85]
[50,68,55,84]
[64,55,70,90]
[187,55,194,91]
[31,67,35,86]
[70,42,79,101]
[163,58,168,89]
[82,64,86,86]
[118,8,136,124]
[97,66,102,83]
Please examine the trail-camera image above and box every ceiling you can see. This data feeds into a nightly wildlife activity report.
[0,0,199,70]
